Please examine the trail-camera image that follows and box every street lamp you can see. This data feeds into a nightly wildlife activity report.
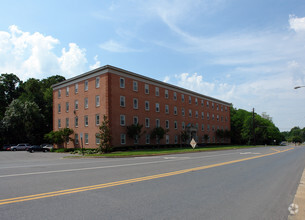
[294,86,305,89]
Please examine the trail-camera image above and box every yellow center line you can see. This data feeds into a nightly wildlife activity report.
[0,147,294,206]
[271,148,281,152]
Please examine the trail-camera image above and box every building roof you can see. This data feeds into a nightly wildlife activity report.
[52,65,231,106]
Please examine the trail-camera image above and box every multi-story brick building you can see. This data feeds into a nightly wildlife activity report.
[52,65,231,148]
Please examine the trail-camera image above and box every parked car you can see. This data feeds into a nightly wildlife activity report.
[27,145,50,153]
[10,143,31,151]
[40,143,53,151]
[1,144,11,151]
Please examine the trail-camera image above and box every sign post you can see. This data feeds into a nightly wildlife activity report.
[80,133,84,156]
[190,138,197,150]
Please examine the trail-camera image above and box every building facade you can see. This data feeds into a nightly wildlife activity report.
[52,65,231,148]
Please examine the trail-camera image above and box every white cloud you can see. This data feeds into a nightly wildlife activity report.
[163,76,170,83]
[289,15,305,33]
[0,25,99,81]
[99,40,141,53]
[89,55,101,70]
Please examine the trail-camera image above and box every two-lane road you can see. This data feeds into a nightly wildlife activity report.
[0,146,304,220]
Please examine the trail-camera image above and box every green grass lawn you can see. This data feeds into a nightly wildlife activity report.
[66,145,267,158]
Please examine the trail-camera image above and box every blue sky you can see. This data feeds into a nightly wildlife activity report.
[1,0,305,131]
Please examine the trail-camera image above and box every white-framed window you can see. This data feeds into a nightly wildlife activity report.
[145,101,149,111]
[221,105,223,111]
[174,135,178,144]
[165,120,169,129]
[212,103,214,109]
[165,105,169,114]
[84,97,88,109]
[96,77,100,88]
[207,101,209,108]
[120,96,125,107]
[133,81,138,91]
[207,113,210,120]
[66,102,69,112]
[201,112,204,119]
[217,104,219,111]
[58,104,61,113]
[85,133,89,144]
[66,118,69,128]
[58,119,61,128]
[189,109,192,117]
[181,94,184,102]
[96,95,100,107]
[96,114,100,126]
[84,115,88,127]
[155,87,159,96]
[133,116,138,125]
[174,106,177,115]
[217,115,219,121]
[189,96,192,104]
[182,108,185,116]
[195,98,198,105]
[96,133,100,145]
[212,125,215,131]
[195,111,198,118]
[156,119,160,128]
[145,84,149,94]
[207,124,210,131]
[146,134,150,144]
[201,124,204,131]
[66,87,69,96]
[212,114,215,120]
[133,98,138,109]
[201,99,204,107]
[145,118,150,128]
[75,116,78,127]
[182,122,185,130]
[166,135,169,144]
[85,80,88,91]
[75,133,79,145]
[121,134,126,144]
[75,83,78,94]
[165,89,169,98]
[156,103,160,112]
[75,100,78,110]
[174,121,177,129]
[120,78,125,88]
[58,89,61,98]
[225,106,228,111]
[173,92,177,100]
[120,115,125,126]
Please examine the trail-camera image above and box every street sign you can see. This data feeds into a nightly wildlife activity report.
[190,138,197,149]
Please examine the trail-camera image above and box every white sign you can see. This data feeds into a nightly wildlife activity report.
[190,138,197,149]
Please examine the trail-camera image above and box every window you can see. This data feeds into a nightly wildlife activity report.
[225,106,228,111]
[58,89,61,98]
[201,112,204,119]
[196,123,198,129]
[85,133,89,144]
[201,100,204,107]
[145,118,150,128]
[66,87,69,96]
[75,100,78,110]
[212,103,214,109]
[84,98,88,109]
[174,135,178,144]
[75,134,79,145]
[134,135,138,144]
[66,102,69,112]
[212,125,215,131]
[182,108,185,116]
[120,78,125,88]
[84,115,88,127]
[133,98,138,109]
[189,109,192,117]
[207,124,210,131]
[166,135,169,144]
[145,84,149,94]
[96,114,100,125]
[165,120,169,129]
[155,103,160,112]
[66,118,69,128]
[212,114,215,120]
[58,104,61,113]
[96,95,100,107]
[207,101,209,108]
[182,122,185,130]
[165,105,169,114]
[58,119,61,128]
[120,96,125,107]
[133,81,138,91]
[195,98,198,105]
[225,116,228,121]
[75,83,78,94]
[96,77,100,88]
[174,121,177,129]
[120,115,125,126]
[207,113,210,120]
[181,94,184,102]
[85,80,88,91]
[189,96,192,104]
[145,101,149,111]
[133,116,138,125]
[165,90,169,98]
[221,105,223,111]
[201,124,204,131]
[146,134,150,144]
[121,134,126,144]
[155,87,159,96]
[75,116,78,127]
[217,115,219,121]
[221,116,224,122]
[173,92,177,100]
[174,106,177,115]
[156,119,160,128]
[195,111,198,118]
[217,104,219,111]
[96,133,100,145]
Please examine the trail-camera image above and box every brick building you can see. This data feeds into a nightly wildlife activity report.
[52,65,231,148]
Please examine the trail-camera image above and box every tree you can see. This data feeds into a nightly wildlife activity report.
[126,123,144,143]
[204,134,209,143]
[44,128,74,148]
[96,115,112,153]
[151,127,167,144]
[180,131,189,143]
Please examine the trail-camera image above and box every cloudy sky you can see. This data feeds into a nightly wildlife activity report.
[1,0,305,131]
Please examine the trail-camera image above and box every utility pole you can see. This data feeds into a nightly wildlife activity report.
[252,108,256,146]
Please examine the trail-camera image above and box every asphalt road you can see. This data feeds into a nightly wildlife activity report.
[0,145,304,220]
